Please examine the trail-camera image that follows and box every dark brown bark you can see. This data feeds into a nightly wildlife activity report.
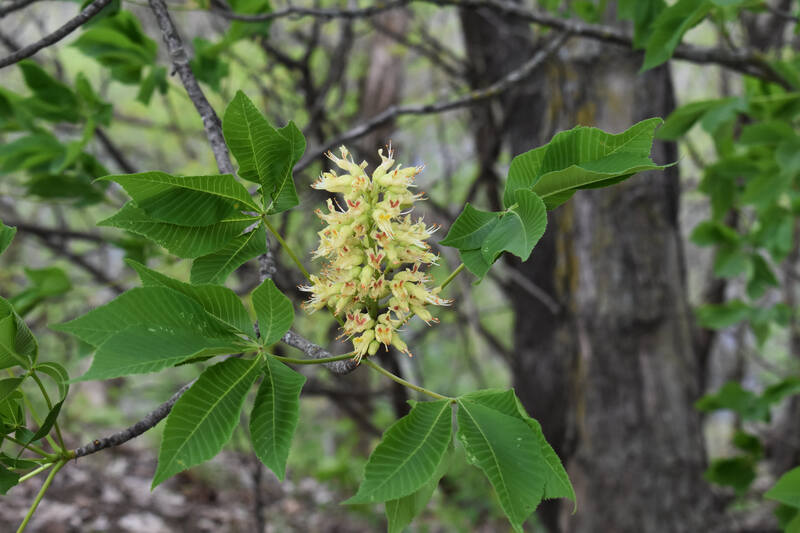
[459,9,721,533]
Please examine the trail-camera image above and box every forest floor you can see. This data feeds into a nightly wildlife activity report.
[0,445,375,533]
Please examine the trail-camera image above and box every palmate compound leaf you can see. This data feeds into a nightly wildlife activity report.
[98,171,260,226]
[345,399,453,504]
[127,259,256,337]
[190,224,267,285]
[153,357,261,487]
[503,118,665,210]
[222,91,306,214]
[249,356,306,480]
[251,278,294,346]
[98,202,258,259]
[385,445,453,533]
[52,286,250,380]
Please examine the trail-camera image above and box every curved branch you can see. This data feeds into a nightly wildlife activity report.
[282,329,359,375]
[211,0,410,22]
[0,0,38,18]
[72,381,194,458]
[0,0,112,69]
[148,0,234,174]
[296,31,568,172]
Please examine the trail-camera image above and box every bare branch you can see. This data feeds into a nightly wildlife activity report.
[212,0,410,22]
[72,381,194,458]
[0,0,113,69]
[7,220,106,243]
[282,329,359,375]
[147,0,234,174]
[296,31,568,172]
[0,0,38,18]
[428,0,790,88]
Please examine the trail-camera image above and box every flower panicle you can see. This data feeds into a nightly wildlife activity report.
[303,145,449,363]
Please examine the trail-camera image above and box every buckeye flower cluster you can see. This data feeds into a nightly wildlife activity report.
[300,146,450,362]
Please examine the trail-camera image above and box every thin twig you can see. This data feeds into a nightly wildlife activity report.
[426,0,789,88]
[0,0,38,18]
[211,0,410,22]
[72,381,194,458]
[147,0,234,174]
[296,31,568,171]
[281,329,359,375]
[0,0,113,69]
[7,221,106,243]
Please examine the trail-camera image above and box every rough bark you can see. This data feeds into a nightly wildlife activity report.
[459,9,721,533]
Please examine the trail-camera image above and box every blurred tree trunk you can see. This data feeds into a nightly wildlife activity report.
[459,9,721,533]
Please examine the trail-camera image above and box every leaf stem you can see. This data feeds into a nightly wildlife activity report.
[29,372,66,451]
[271,353,355,365]
[18,463,54,484]
[16,459,66,533]
[4,436,56,460]
[262,215,311,280]
[438,262,465,291]
[362,359,453,401]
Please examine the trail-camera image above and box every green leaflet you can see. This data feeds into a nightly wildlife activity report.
[251,279,294,346]
[456,396,547,533]
[345,400,452,504]
[17,61,81,123]
[77,325,245,381]
[385,445,453,533]
[440,191,546,280]
[0,378,24,404]
[766,467,800,509]
[71,10,157,85]
[439,204,499,250]
[641,0,712,71]
[222,91,305,214]
[99,171,260,226]
[34,362,69,401]
[0,220,16,256]
[249,356,306,480]
[190,225,267,285]
[127,260,256,337]
[153,357,262,487]
[52,286,242,347]
[0,298,37,370]
[0,465,20,495]
[99,202,258,258]
[504,118,665,210]
[695,300,751,330]
[11,267,72,317]
[459,389,575,504]
[481,190,547,264]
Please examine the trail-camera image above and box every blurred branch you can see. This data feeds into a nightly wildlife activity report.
[7,221,106,243]
[0,0,37,18]
[95,127,137,174]
[296,31,568,171]
[208,0,790,87]
[147,0,234,174]
[370,18,466,79]
[211,0,410,22]
[0,0,112,69]
[428,0,790,88]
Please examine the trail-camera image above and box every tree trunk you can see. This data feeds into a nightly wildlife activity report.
[459,10,721,533]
